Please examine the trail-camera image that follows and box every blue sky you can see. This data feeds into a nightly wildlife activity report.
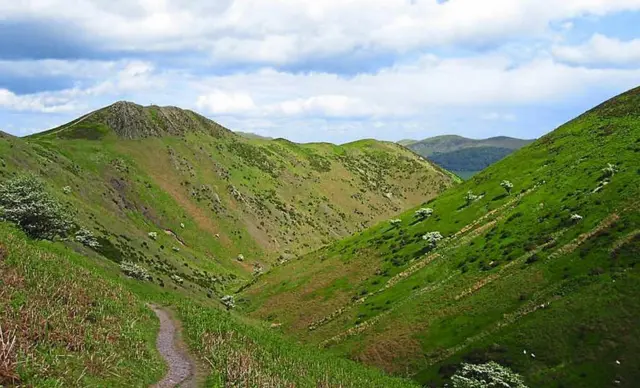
[1,1,640,143]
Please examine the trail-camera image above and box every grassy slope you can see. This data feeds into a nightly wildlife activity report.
[0,222,418,387]
[0,103,451,386]
[0,104,455,298]
[243,87,640,386]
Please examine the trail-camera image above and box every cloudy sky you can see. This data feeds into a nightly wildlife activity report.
[1,0,640,143]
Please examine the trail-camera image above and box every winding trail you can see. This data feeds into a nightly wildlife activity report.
[150,305,197,388]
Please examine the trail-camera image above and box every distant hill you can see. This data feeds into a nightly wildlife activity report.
[235,131,274,140]
[402,135,535,178]
[397,139,418,146]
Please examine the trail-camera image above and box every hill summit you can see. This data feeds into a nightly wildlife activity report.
[35,101,231,140]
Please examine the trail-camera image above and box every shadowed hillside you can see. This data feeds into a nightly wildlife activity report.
[243,87,640,387]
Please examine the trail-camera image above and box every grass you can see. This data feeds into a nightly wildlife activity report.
[242,86,640,386]
[0,223,164,386]
[0,101,451,386]
[0,221,420,387]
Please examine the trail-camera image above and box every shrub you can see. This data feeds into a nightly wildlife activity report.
[465,190,479,206]
[75,228,101,248]
[221,295,236,310]
[602,163,618,177]
[120,261,151,281]
[170,274,184,284]
[415,208,434,220]
[422,231,443,247]
[571,214,583,222]
[389,219,402,227]
[62,186,72,195]
[500,180,513,195]
[147,232,158,240]
[451,361,528,388]
[0,174,73,240]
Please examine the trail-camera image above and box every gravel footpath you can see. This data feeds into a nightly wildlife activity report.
[150,306,197,388]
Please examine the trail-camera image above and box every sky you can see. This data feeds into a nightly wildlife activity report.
[1,1,640,143]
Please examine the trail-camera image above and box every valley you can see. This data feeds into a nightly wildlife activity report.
[1,87,639,387]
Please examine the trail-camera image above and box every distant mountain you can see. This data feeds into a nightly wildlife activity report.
[401,135,535,178]
[235,131,274,140]
[0,130,14,138]
[397,139,418,146]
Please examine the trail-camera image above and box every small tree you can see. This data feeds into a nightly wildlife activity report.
[571,214,583,222]
[465,190,479,206]
[451,361,528,388]
[500,180,513,195]
[75,227,101,248]
[415,208,434,220]
[148,231,158,240]
[221,295,236,310]
[602,163,618,177]
[120,261,151,281]
[390,219,402,227]
[422,231,443,247]
[0,174,73,240]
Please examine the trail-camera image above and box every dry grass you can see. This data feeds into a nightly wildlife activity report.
[0,324,18,385]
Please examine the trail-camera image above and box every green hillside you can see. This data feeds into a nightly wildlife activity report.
[0,101,453,386]
[243,87,640,386]
[403,135,535,178]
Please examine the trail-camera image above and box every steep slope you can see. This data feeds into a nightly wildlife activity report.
[1,101,455,295]
[403,135,535,178]
[0,220,417,387]
[242,87,640,386]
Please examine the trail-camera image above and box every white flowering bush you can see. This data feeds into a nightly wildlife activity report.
[63,186,72,194]
[237,254,245,262]
[148,231,158,240]
[500,180,513,195]
[0,174,73,240]
[422,231,443,247]
[602,163,618,177]
[390,219,402,227]
[75,227,101,248]
[221,295,236,310]
[465,190,479,205]
[253,263,264,276]
[451,361,528,388]
[415,208,434,220]
[172,246,180,252]
[571,214,583,222]
[171,274,184,284]
[120,261,151,281]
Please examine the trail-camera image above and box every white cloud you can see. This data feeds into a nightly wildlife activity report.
[197,90,256,114]
[274,95,374,117]
[0,89,79,113]
[3,1,640,65]
[553,34,640,66]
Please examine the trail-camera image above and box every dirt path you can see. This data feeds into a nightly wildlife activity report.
[150,305,197,388]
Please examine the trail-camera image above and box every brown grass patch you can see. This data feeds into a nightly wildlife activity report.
[0,324,19,385]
